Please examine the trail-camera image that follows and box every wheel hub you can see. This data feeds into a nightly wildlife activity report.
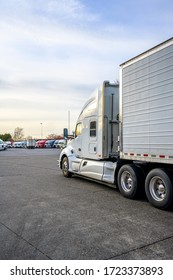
[150,177,166,201]
[121,171,133,192]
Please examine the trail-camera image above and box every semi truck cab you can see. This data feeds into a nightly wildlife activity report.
[59,81,120,183]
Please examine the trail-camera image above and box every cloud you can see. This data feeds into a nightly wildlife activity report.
[0,0,173,137]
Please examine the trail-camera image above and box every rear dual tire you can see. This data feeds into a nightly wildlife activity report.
[117,164,143,199]
[145,169,173,210]
[118,165,173,209]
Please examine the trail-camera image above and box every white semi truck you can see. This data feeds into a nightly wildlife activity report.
[58,37,173,210]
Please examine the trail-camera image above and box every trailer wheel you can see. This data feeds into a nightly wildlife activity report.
[62,157,72,178]
[145,169,173,209]
[117,164,142,199]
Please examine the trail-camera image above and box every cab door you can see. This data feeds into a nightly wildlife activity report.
[74,122,82,157]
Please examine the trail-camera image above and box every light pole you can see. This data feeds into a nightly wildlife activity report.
[40,123,43,139]
[68,110,70,135]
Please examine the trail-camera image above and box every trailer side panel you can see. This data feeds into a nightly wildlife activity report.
[120,39,173,163]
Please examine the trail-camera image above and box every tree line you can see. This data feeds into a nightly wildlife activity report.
[0,127,63,141]
[0,127,24,141]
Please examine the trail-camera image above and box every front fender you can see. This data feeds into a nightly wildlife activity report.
[58,145,74,169]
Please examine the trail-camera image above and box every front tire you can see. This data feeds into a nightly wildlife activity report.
[62,157,72,178]
[117,164,142,199]
[145,169,173,209]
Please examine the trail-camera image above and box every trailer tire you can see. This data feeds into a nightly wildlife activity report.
[117,164,142,199]
[62,157,72,178]
[145,169,173,210]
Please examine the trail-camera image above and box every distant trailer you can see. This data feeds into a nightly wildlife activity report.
[26,139,36,149]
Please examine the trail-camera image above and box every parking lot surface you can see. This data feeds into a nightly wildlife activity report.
[0,149,173,260]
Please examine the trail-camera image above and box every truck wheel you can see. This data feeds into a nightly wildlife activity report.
[117,164,142,199]
[62,157,72,178]
[145,169,173,209]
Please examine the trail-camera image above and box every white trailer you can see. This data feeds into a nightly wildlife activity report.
[26,139,36,149]
[58,37,173,210]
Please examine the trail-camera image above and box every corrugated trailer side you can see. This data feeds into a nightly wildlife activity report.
[119,38,173,164]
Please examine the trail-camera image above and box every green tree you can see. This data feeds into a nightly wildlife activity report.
[0,133,12,141]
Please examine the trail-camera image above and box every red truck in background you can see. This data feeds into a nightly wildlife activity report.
[35,140,47,148]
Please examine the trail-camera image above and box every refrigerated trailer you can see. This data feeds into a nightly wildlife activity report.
[58,37,173,209]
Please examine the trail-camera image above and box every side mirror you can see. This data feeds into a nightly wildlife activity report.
[63,128,68,139]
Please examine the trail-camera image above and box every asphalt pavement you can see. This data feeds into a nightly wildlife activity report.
[0,148,173,260]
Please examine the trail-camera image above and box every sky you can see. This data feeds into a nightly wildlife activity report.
[0,0,173,139]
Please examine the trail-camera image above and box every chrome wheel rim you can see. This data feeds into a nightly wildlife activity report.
[121,171,133,192]
[149,176,166,201]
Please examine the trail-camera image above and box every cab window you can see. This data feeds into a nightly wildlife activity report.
[75,123,82,137]
[90,121,96,137]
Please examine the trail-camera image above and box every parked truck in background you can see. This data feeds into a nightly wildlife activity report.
[26,139,36,149]
[45,139,56,148]
[58,37,173,210]
[35,140,47,148]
